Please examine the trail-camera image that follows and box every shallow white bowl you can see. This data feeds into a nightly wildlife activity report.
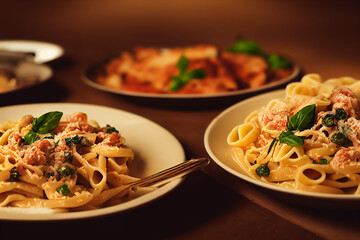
[0,40,64,64]
[0,103,185,220]
[204,90,360,209]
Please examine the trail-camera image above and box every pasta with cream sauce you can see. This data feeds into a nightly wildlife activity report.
[227,74,360,194]
[0,111,138,212]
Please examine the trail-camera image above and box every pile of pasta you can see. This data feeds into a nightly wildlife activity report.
[96,45,292,94]
[228,73,360,194]
[0,111,138,212]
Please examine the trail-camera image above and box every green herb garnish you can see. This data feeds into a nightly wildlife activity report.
[64,135,91,147]
[266,54,290,70]
[322,113,336,127]
[64,152,73,162]
[227,39,264,55]
[9,167,20,182]
[255,165,270,177]
[106,124,119,134]
[335,108,347,121]
[56,184,70,196]
[287,104,316,131]
[44,171,55,178]
[25,111,63,145]
[331,132,353,147]
[278,130,305,147]
[170,55,206,91]
[267,138,278,154]
[227,39,290,69]
[56,165,75,178]
[313,158,328,165]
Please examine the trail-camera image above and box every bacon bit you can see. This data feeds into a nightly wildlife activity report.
[55,142,70,152]
[97,132,122,145]
[54,112,94,135]
[66,112,88,123]
[21,139,52,165]
[330,87,360,118]
[53,122,68,133]
[7,132,23,151]
[22,146,47,165]
[331,147,360,168]
[33,139,52,153]
[79,122,94,133]
[258,111,289,133]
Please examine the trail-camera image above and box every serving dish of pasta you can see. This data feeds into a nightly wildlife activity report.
[0,103,185,220]
[84,39,301,99]
[205,74,360,205]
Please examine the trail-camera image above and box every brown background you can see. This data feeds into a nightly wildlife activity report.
[0,0,359,239]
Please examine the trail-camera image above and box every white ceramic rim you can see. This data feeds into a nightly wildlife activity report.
[204,89,360,200]
[0,40,64,63]
[0,103,185,221]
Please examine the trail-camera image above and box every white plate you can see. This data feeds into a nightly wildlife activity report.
[83,57,302,100]
[0,103,185,220]
[0,40,64,63]
[204,90,360,207]
[0,61,53,95]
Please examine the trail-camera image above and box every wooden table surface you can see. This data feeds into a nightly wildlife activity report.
[0,0,359,239]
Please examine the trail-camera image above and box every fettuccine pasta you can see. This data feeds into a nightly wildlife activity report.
[0,111,138,211]
[227,73,360,194]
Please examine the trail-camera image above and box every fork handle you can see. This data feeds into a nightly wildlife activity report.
[129,158,210,188]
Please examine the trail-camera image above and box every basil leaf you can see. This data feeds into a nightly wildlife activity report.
[227,39,264,55]
[24,130,37,145]
[170,76,185,91]
[281,134,304,146]
[287,104,316,131]
[170,56,206,91]
[34,111,63,134]
[186,68,206,79]
[177,55,188,74]
[25,111,63,145]
[278,130,293,140]
[266,54,290,70]
[267,138,278,154]
[279,131,304,146]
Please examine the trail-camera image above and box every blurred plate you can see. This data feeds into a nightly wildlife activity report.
[0,40,64,64]
[204,90,360,209]
[83,57,302,100]
[0,103,185,221]
[0,61,52,95]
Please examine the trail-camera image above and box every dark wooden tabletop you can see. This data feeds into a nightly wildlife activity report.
[0,0,359,239]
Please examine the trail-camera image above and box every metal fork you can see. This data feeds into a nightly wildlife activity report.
[90,158,210,205]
